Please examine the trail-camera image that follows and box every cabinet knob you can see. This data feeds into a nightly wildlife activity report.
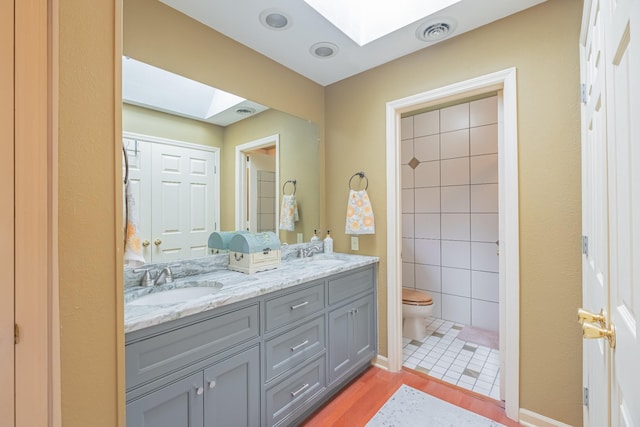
[208,380,216,389]
[196,387,203,395]
[154,239,162,246]
[142,240,150,247]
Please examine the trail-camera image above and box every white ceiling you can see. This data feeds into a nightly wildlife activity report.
[159,0,547,86]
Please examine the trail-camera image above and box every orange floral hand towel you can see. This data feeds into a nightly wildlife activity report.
[345,189,375,234]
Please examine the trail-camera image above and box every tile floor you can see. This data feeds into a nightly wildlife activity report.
[402,317,501,400]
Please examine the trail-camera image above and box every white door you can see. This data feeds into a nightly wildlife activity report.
[580,1,640,426]
[151,143,217,261]
[580,1,610,425]
[605,0,640,425]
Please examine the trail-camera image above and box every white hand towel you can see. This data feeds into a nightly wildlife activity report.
[345,189,375,234]
[279,194,299,231]
[124,182,146,266]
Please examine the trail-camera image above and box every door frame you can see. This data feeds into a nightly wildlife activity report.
[235,134,280,232]
[385,68,520,420]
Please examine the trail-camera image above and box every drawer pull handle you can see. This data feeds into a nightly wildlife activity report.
[196,387,204,396]
[290,340,309,352]
[290,383,309,398]
[208,380,216,389]
[291,301,309,310]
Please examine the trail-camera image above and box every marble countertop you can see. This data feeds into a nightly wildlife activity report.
[124,252,378,333]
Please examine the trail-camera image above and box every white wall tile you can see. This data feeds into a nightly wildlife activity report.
[442,267,471,297]
[402,164,414,189]
[471,214,499,242]
[415,264,442,292]
[441,185,470,213]
[441,240,470,269]
[414,110,439,137]
[472,299,499,331]
[441,214,470,241]
[470,124,498,155]
[470,184,498,213]
[441,103,469,133]
[401,116,414,139]
[402,189,414,213]
[402,237,415,262]
[402,214,414,238]
[428,292,443,318]
[401,139,414,164]
[470,96,498,127]
[471,242,499,272]
[442,294,471,325]
[414,187,440,213]
[415,213,440,239]
[402,262,415,287]
[414,238,441,265]
[441,129,469,159]
[441,157,470,186]
[260,182,275,197]
[414,135,439,162]
[472,270,499,302]
[414,161,440,188]
[470,154,498,184]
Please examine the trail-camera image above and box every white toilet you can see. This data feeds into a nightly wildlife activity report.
[402,288,434,341]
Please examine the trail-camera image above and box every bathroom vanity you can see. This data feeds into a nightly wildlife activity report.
[124,252,378,427]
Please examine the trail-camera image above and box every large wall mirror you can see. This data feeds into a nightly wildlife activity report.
[122,5,322,265]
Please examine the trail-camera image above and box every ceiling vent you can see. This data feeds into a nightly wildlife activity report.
[235,107,256,116]
[416,18,457,42]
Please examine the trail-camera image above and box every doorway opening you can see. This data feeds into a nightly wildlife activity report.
[385,68,520,420]
[235,134,280,233]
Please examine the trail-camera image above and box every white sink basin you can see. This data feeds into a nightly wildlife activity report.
[129,283,223,306]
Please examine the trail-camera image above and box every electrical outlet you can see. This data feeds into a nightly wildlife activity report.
[351,236,359,251]
[297,233,303,243]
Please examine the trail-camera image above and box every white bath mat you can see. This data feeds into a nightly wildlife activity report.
[366,384,506,427]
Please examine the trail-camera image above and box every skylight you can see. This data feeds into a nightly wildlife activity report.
[304,0,461,46]
[122,57,245,120]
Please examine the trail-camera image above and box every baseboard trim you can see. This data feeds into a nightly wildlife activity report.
[519,409,573,427]
[372,355,389,370]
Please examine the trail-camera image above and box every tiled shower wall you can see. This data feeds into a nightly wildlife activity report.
[257,170,276,232]
[400,96,500,331]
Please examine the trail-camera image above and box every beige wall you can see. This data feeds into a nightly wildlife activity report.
[324,0,583,424]
[223,109,321,241]
[123,103,225,148]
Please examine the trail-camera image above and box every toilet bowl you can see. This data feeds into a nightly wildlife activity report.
[402,288,434,341]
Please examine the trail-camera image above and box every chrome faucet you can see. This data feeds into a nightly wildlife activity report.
[298,245,322,258]
[134,264,180,287]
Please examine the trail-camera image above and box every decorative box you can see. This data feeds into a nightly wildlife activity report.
[228,231,281,274]
[208,231,248,254]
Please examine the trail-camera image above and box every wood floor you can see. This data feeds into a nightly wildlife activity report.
[300,367,521,426]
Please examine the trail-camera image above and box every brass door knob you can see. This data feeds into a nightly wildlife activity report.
[582,321,616,349]
[142,240,150,247]
[154,239,162,246]
[577,308,606,326]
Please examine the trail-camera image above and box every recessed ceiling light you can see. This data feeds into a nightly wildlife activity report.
[235,107,256,116]
[259,9,292,31]
[416,18,457,42]
[310,42,338,59]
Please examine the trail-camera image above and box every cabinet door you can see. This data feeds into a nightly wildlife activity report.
[204,346,260,427]
[328,303,353,384]
[351,294,375,364]
[127,372,204,427]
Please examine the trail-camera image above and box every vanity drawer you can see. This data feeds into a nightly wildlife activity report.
[126,304,259,390]
[265,281,325,332]
[265,315,325,382]
[328,266,374,305]
[265,355,326,427]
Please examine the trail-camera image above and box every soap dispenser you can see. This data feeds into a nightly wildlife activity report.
[324,230,333,253]
[310,229,320,242]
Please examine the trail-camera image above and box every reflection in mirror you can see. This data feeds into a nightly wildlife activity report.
[122,57,320,265]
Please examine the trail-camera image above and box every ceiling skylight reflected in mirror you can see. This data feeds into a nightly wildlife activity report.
[303,0,462,46]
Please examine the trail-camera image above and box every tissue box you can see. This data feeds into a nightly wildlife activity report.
[228,231,281,274]
[208,231,248,254]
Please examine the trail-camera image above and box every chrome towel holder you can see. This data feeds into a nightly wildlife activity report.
[349,171,368,190]
[283,179,297,195]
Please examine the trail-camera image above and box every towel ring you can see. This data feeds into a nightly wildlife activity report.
[283,179,297,195]
[349,172,368,190]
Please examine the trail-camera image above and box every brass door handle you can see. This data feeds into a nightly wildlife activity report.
[577,308,606,326]
[154,239,162,246]
[142,240,150,247]
[582,321,616,349]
